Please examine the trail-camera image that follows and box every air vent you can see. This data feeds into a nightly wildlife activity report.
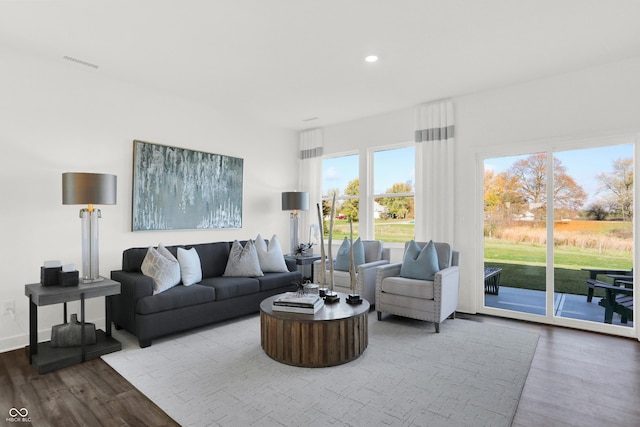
[63,56,99,69]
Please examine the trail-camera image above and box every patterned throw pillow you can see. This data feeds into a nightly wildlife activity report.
[141,243,181,294]
[400,240,440,281]
[334,237,365,272]
[177,247,202,286]
[223,240,264,277]
[254,234,289,273]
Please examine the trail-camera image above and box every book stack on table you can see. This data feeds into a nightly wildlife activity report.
[272,292,324,314]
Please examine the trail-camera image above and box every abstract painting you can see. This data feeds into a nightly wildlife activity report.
[132,140,243,231]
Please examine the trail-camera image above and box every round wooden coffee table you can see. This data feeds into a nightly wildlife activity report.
[260,292,369,368]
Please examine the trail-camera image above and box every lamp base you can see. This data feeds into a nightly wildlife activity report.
[80,276,104,284]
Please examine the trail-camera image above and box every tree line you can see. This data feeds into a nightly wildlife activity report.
[323,178,414,221]
[484,154,633,228]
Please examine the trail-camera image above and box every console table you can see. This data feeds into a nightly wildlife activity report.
[25,278,121,373]
[260,292,369,367]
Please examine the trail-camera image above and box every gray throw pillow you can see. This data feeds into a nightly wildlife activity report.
[223,240,264,277]
[141,243,181,294]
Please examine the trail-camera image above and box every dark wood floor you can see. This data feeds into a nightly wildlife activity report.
[2,316,639,426]
[463,314,640,427]
[1,348,179,426]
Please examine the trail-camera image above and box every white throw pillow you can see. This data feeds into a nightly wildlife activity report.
[223,240,264,277]
[254,234,289,273]
[177,247,202,286]
[141,243,181,294]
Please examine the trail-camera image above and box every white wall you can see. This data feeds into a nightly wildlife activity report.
[322,56,640,324]
[0,47,298,351]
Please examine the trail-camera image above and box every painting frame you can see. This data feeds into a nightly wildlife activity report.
[132,140,243,231]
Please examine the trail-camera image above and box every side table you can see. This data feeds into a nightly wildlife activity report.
[25,278,122,374]
[285,254,321,281]
[484,267,502,295]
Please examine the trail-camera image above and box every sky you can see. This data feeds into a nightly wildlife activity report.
[484,144,633,205]
[321,144,633,203]
[322,146,415,196]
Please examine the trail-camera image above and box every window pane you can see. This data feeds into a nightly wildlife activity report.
[373,146,415,242]
[322,154,358,198]
[483,152,547,315]
[322,154,359,240]
[553,145,633,326]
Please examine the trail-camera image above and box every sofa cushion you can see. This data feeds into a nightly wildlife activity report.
[136,284,216,315]
[254,234,289,273]
[223,240,263,277]
[190,242,230,279]
[334,237,365,272]
[177,247,202,286]
[199,276,260,300]
[381,276,435,300]
[400,240,440,281]
[257,271,299,292]
[141,244,181,295]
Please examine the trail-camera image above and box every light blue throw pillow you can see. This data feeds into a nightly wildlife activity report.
[400,240,440,280]
[334,237,365,272]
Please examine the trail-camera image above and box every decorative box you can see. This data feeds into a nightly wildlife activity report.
[58,270,79,287]
[41,266,62,286]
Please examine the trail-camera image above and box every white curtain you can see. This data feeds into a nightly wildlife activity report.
[414,100,455,244]
[298,128,323,246]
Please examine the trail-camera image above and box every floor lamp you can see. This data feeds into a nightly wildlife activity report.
[281,191,309,255]
[62,172,117,283]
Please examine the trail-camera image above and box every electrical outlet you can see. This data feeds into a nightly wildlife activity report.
[2,300,15,316]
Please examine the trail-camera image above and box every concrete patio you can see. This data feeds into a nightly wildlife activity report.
[484,286,634,327]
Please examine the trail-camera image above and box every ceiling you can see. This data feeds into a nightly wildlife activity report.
[2,0,640,130]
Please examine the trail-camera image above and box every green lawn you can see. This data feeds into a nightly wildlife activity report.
[485,238,632,296]
[326,219,414,242]
[322,222,633,297]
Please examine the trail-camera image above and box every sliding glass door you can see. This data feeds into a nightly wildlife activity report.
[483,142,634,330]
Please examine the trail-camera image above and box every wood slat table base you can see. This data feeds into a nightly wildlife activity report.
[260,293,369,368]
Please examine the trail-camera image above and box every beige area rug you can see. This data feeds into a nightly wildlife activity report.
[103,314,538,427]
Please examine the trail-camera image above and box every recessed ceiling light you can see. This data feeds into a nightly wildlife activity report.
[365,55,379,63]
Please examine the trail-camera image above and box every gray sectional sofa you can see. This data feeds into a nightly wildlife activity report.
[109,241,301,347]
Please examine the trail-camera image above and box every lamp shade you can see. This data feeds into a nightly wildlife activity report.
[281,191,309,211]
[62,172,117,205]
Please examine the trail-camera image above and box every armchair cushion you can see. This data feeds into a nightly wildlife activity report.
[335,237,365,271]
[400,240,440,281]
[380,276,435,300]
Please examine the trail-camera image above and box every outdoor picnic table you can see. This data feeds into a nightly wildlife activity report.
[584,279,633,324]
[581,268,632,302]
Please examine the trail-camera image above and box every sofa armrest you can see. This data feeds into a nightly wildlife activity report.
[109,270,154,333]
[434,265,460,321]
[285,257,297,273]
[356,259,390,298]
[375,262,402,287]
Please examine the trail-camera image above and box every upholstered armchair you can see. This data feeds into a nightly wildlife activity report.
[375,241,460,333]
[314,240,390,303]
